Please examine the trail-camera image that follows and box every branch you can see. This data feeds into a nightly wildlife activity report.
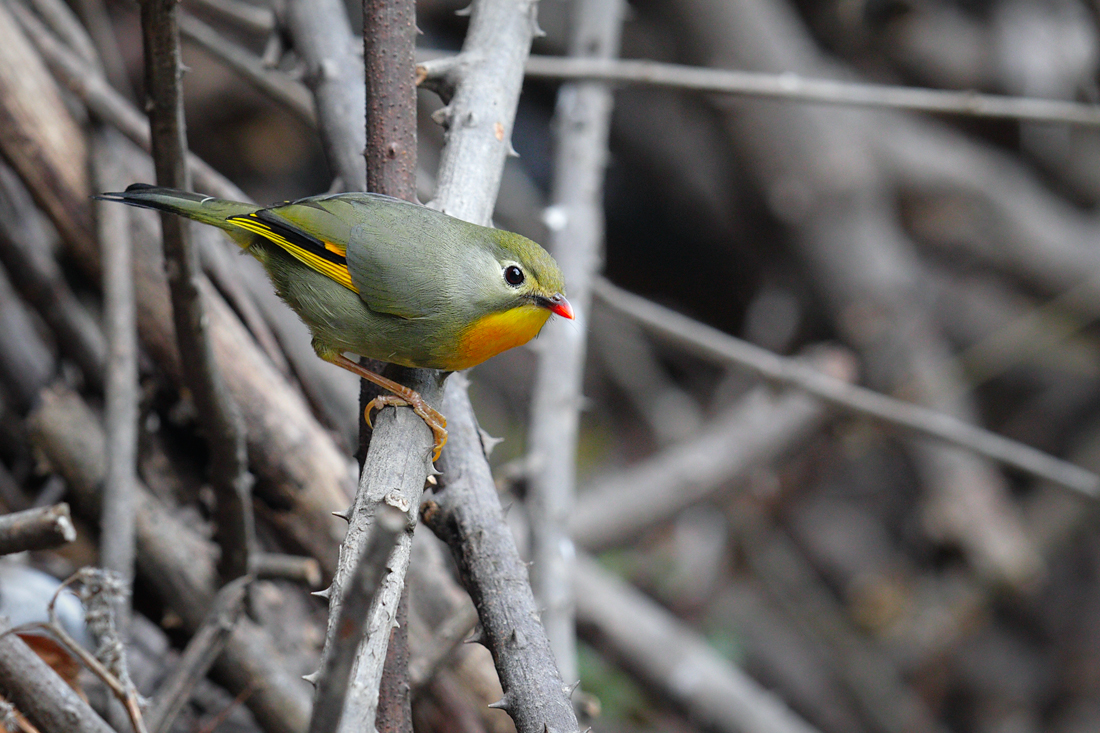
[0,618,114,733]
[0,504,75,555]
[309,506,406,733]
[421,53,1100,128]
[139,0,255,583]
[147,575,251,733]
[572,348,852,550]
[574,554,822,733]
[282,0,365,189]
[27,385,312,733]
[525,0,624,684]
[424,376,579,733]
[594,279,1100,498]
[92,128,139,629]
[415,0,581,728]
[362,1,418,730]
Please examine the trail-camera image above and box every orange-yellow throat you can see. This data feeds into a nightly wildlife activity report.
[451,304,552,371]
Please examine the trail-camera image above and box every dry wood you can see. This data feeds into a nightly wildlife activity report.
[0,503,75,555]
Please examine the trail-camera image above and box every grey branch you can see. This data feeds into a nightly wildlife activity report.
[0,618,115,733]
[576,553,822,733]
[139,0,256,583]
[309,506,406,733]
[424,376,579,733]
[595,278,1100,498]
[526,0,625,685]
[282,0,366,189]
[502,55,1100,127]
[147,575,251,733]
[92,129,138,631]
[0,503,75,555]
[572,348,852,550]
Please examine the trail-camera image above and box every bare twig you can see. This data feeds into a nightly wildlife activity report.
[526,0,624,684]
[147,575,251,733]
[92,129,139,632]
[27,385,312,733]
[424,376,579,733]
[573,348,853,550]
[0,504,75,555]
[282,0,365,189]
[427,54,1100,128]
[179,13,315,127]
[362,1,419,730]
[574,553,822,733]
[251,553,323,587]
[595,278,1100,498]
[309,506,406,733]
[139,0,255,583]
[0,618,114,733]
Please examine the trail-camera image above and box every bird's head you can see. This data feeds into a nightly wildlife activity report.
[486,230,573,320]
[447,229,573,371]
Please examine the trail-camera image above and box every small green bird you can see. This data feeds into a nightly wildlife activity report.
[98,184,574,460]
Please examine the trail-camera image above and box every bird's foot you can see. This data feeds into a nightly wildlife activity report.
[364,394,448,463]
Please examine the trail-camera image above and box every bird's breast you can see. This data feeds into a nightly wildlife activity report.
[448,304,552,371]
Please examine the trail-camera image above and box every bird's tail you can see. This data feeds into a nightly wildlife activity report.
[95,184,259,248]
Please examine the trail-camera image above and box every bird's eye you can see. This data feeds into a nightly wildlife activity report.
[504,265,525,286]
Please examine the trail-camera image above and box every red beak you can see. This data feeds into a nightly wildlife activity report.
[546,293,574,320]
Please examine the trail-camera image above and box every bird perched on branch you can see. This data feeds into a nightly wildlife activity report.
[98,184,573,461]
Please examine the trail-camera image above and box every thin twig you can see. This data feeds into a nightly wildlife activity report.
[594,278,1100,498]
[362,0,418,728]
[308,506,406,733]
[0,618,115,733]
[251,553,322,587]
[179,13,315,127]
[526,0,624,685]
[147,575,251,733]
[139,0,255,582]
[492,55,1100,127]
[92,129,139,633]
[574,554,822,733]
[0,504,75,555]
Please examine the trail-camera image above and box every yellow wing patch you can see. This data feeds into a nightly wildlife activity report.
[230,215,357,293]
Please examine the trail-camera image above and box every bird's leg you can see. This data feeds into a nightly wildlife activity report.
[318,350,447,462]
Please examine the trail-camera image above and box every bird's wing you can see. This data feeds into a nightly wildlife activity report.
[227,205,357,292]
[234,193,481,320]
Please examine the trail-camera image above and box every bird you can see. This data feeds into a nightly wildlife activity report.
[97,184,574,461]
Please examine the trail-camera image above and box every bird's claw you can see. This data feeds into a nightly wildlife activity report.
[364,396,448,463]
